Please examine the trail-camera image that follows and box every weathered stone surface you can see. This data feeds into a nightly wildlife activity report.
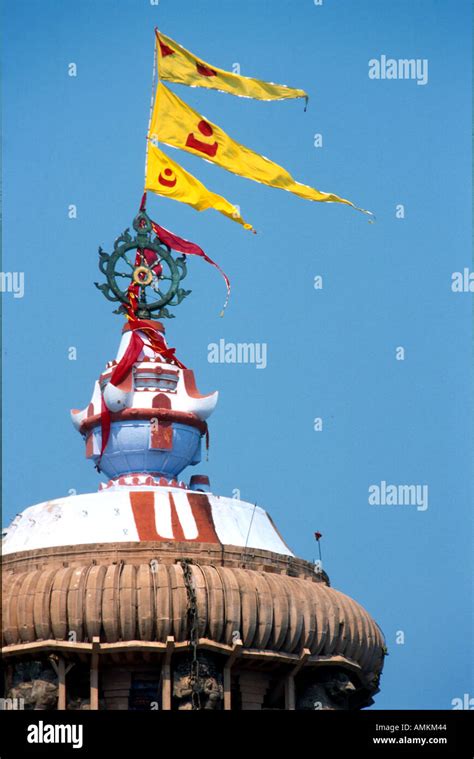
[173,654,223,710]
[6,661,58,711]
[297,670,362,710]
[2,559,385,689]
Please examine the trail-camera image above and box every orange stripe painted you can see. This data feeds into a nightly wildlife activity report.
[129,491,161,540]
[129,490,220,544]
[149,419,173,450]
[169,494,186,541]
[158,422,173,449]
[150,394,173,449]
[186,493,220,544]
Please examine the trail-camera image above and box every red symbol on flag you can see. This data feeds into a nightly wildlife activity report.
[158,167,177,188]
[158,37,174,57]
[196,62,217,77]
[185,120,218,157]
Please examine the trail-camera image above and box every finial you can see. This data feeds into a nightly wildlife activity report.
[95,208,191,320]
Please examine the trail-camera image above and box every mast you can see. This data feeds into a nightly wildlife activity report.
[143,29,159,192]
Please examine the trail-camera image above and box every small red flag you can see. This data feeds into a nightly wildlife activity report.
[150,219,230,315]
[138,194,231,314]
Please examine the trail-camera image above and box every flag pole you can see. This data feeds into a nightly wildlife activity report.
[143,29,159,196]
[314,531,323,564]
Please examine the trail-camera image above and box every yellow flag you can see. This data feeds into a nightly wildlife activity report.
[150,83,371,216]
[145,143,254,231]
[156,29,308,104]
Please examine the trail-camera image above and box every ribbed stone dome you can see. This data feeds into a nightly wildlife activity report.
[2,560,384,689]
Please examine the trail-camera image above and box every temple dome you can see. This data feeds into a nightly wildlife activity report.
[2,558,383,692]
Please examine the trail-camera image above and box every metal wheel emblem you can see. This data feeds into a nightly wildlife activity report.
[95,210,191,319]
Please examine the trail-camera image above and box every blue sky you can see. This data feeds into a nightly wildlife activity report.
[2,0,472,709]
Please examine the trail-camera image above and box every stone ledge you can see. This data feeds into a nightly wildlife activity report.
[1,540,329,584]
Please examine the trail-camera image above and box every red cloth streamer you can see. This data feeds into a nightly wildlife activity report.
[97,331,144,462]
[151,219,231,316]
[130,318,186,369]
[110,330,144,387]
[96,323,186,466]
[139,193,229,314]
